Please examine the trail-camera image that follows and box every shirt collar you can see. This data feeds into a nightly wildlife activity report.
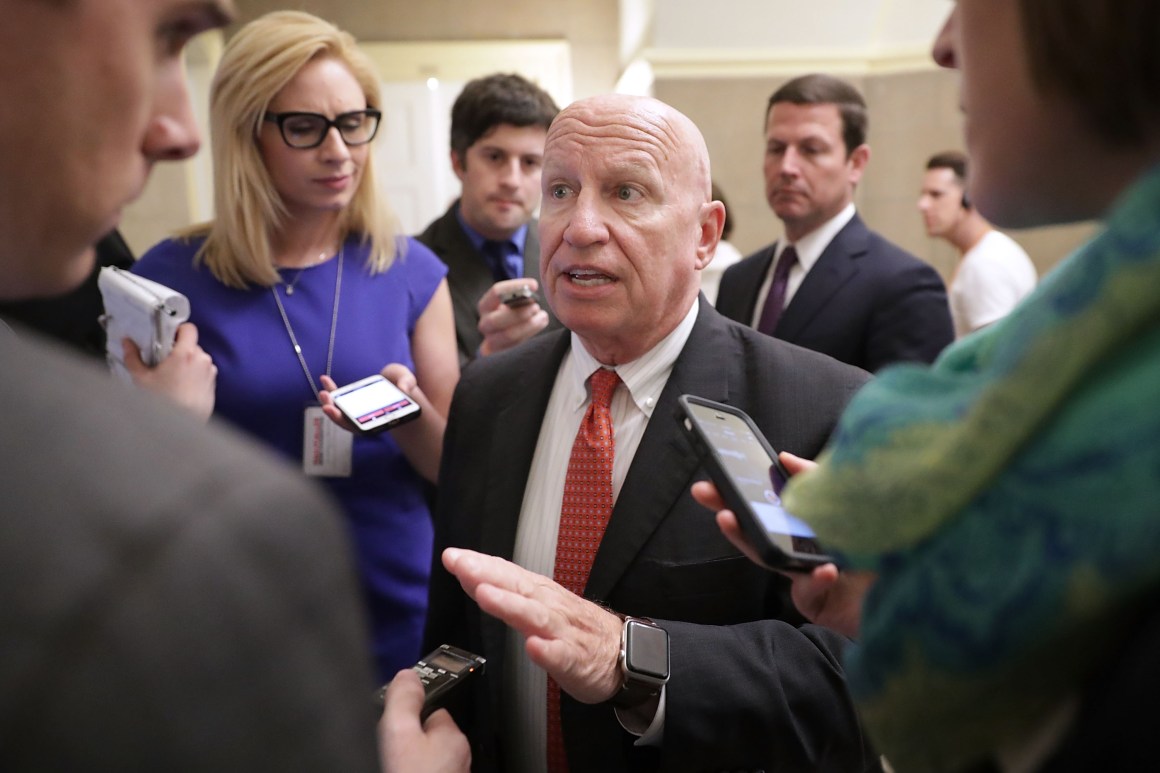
[565,297,700,418]
[777,202,856,272]
[455,200,529,257]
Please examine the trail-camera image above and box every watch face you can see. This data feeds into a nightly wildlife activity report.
[625,620,669,680]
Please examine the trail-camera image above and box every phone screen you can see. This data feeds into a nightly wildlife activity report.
[332,375,420,432]
[425,649,475,675]
[685,401,817,540]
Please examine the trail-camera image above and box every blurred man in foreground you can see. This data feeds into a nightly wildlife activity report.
[0,1,464,769]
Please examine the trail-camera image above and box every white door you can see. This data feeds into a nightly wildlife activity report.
[375,80,465,236]
[365,40,573,236]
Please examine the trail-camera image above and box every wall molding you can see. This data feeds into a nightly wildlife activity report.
[361,39,571,93]
[643,43,940,80]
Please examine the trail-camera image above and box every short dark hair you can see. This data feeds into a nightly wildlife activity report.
[926,150,970,208]
[1018,0,1160,146]
[450,73,559,159]
[766,73,868,155]
[925,150,968,185]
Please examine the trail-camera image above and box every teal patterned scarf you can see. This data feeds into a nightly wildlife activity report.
[786,164,1160,771]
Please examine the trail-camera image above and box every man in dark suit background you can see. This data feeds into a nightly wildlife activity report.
[0,2,466,770]
[417,73,561,365]
[716,73,953,372]
[426,94,879,772]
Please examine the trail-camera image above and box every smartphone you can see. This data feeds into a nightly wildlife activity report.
[678,395,833,571]
[374,644,486,720]
[330,374,421,435]
[500,285,536,308]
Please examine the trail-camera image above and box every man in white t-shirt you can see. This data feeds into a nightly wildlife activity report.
[919,150,1038,337]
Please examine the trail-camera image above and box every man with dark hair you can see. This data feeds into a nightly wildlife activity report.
[919,150,1036,338]
[418,73,560,365]
[716,73,954,372]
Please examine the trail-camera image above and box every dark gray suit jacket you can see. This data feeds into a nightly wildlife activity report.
[425,301,879,772]
[416,200,558,366]
[716,213,953,372]
[0,328,378,771]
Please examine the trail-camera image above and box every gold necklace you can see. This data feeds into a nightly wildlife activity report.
[279,248,331,296]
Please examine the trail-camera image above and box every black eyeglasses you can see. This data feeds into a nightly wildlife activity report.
[262,109,382,149]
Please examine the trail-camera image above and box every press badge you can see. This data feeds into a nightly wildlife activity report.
[303,405,352,477]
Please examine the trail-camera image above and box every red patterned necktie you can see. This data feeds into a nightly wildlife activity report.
[547,366,620,773]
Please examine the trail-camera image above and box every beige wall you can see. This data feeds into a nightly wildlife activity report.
[658,69,1095,283]
[122,163,195,257]
[231,0,619,100]
[124,3,1094,277]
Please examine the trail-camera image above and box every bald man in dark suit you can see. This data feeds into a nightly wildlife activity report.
[427,94,879,773]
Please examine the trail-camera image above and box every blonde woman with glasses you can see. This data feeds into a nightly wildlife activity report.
[134,10,458,684]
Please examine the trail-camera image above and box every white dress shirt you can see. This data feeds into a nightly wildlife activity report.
[502,299,700,772]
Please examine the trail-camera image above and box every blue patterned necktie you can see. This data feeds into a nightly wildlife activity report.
[481,239,521,282]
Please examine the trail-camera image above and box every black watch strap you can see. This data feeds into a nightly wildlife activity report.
[609,615,669,709]
[610,672,663,708]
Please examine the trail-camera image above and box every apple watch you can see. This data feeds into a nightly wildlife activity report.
[609,616,670,708]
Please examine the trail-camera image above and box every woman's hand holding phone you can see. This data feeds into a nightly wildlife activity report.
[318,374,356,432]
[320,365,445,483]
[319,365,424,433]
[691,450,875,640]
[679,396,832,569]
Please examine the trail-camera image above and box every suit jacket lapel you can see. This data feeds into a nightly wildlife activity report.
[476,331,570,562]
[473,332,570,674]
[776,214,869,339]
[585,303,740,601]
[738,244,776,322]
[425,204,492,355]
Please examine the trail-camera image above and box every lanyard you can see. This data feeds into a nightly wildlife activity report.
[271,246,344,399]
